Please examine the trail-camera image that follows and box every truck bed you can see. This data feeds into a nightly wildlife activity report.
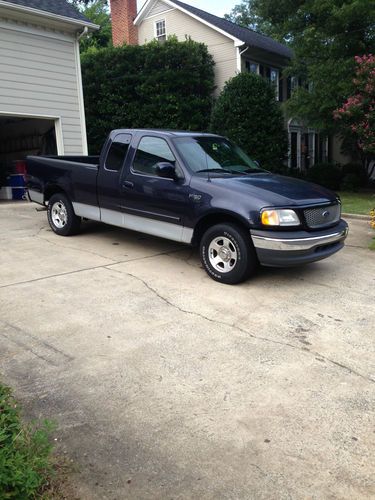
[26,155,99,207]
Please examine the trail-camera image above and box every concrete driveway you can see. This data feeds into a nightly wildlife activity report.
[0,201,374,499]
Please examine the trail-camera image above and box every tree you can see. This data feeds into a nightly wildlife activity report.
[210,72,288,169]
[79,0,112,52]
[81,38,215,153]
[225,0,375,135]
[224,0,275,37]
[334,54,375,178]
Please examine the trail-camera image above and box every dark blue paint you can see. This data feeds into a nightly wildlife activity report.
[26,129,347,267]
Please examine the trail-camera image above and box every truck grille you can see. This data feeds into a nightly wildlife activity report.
[304,203,341,229]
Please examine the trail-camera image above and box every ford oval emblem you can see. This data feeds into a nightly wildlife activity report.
[322,210,330,218]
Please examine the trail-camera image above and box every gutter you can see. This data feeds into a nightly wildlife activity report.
[0,0,100,30]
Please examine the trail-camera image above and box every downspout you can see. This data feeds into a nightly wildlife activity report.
[77,25,89,40]
[236,45,249,73]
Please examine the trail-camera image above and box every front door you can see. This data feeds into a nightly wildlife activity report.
[121,135,192,243]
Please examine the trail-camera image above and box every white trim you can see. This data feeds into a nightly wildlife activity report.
[0,110,64,154]
[154,18,166,39]
[73,39,88,155]
[72,202,194,244]
[73,202,100,220]
[135,0,243,46]
[55,118,65,154]
[236,46,241,73]
[0,0,99,30]
[145,8,175,20]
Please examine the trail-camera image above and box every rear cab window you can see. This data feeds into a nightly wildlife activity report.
[105,133,132,172]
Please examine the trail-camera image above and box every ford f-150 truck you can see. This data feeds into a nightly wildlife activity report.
[26,129,348,284]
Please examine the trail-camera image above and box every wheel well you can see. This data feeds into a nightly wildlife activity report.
[44,185,67,203]
[192,213,250,246]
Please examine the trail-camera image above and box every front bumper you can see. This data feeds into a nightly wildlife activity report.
[251,219,349,267]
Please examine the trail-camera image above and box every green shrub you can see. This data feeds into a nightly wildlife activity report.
[81,38,215,153]
[210,72,288,170]
[0,383,54,498]
[341,162,367,189]
[341,173,362,191]
[306,162,342,190]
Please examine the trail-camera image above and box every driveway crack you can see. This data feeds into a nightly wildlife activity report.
[109,269,374,385]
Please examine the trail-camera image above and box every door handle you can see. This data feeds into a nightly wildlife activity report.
[122,181,134,189]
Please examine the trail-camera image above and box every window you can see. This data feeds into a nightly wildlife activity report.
[270,68,279,100]
[105,134,131,171]
[133,136,175,176]
[245,61,259,74]
[245,61,280,100]
[291,76,299,92]
[174,136,263,175]
[155,19,166,42]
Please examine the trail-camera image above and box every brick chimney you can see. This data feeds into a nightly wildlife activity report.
[110,0,138,46]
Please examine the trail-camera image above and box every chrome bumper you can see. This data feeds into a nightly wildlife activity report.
[252,226,349,251]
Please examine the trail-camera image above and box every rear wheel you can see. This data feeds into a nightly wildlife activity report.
[47,193,81,236]
[200,223,258,284]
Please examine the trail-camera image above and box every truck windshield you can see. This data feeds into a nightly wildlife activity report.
[173,136,264,175]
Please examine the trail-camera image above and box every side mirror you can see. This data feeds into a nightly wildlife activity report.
[155,162,177,180]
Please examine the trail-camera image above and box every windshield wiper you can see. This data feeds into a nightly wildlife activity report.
[196,168,244,175]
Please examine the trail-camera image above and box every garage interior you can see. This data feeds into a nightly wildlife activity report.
[0,116,57,201]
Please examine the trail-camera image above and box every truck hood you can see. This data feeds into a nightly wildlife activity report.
[209,173,337,206]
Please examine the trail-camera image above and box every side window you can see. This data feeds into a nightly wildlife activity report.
[133,136,176,176]
[105,134,131,171]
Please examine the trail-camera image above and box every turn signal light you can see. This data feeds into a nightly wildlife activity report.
[261,210,279,226]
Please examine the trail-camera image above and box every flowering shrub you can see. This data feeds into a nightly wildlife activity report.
[370,208,375,230]
[334,54,375,178]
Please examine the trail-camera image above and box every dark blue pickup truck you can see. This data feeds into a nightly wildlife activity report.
[26,129,348,284]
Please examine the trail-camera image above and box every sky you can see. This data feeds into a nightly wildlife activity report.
[136,0,236,18]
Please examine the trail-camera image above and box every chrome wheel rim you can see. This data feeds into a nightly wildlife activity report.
[51,201,67,229]
[208,236,238,273]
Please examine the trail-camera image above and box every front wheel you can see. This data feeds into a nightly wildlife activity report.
[47,193,81,236]
[200,223,258,284]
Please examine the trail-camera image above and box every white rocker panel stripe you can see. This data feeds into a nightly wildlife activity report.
[72,202,193,244]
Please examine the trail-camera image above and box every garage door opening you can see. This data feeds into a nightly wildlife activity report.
[0,115,58,201]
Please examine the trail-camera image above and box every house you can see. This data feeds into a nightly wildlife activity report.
[110,0,346,170]
[0,0,98,194]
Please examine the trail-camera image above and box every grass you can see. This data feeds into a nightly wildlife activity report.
[339,191,375,215]
[370,238,375,251]
[0,383,55,499]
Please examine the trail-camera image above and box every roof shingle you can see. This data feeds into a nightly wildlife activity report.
[172,0,292,59]
[1,0,91,23]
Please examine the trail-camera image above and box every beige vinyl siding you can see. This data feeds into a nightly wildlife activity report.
[138,8,238,93]
[0,20,85,154]
[147,0,172,17]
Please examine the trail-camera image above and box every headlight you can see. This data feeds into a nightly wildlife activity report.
[261,209,300,226]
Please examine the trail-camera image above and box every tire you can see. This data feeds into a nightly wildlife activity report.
[200,223,258,284]
[47,193,81,236]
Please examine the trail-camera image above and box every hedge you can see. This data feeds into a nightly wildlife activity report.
[81,38,215,153]
[210,72,288,171]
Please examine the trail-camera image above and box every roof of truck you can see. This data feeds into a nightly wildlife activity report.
[112,129,222,137]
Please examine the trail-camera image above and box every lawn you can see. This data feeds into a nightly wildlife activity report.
[339,191,375,215]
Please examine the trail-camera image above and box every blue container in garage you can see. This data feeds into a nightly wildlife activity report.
[8,174,25,187]
[12,187,26,200]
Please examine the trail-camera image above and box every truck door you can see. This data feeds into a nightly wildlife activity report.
[97,133,131,226]
[121,135,193,243]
